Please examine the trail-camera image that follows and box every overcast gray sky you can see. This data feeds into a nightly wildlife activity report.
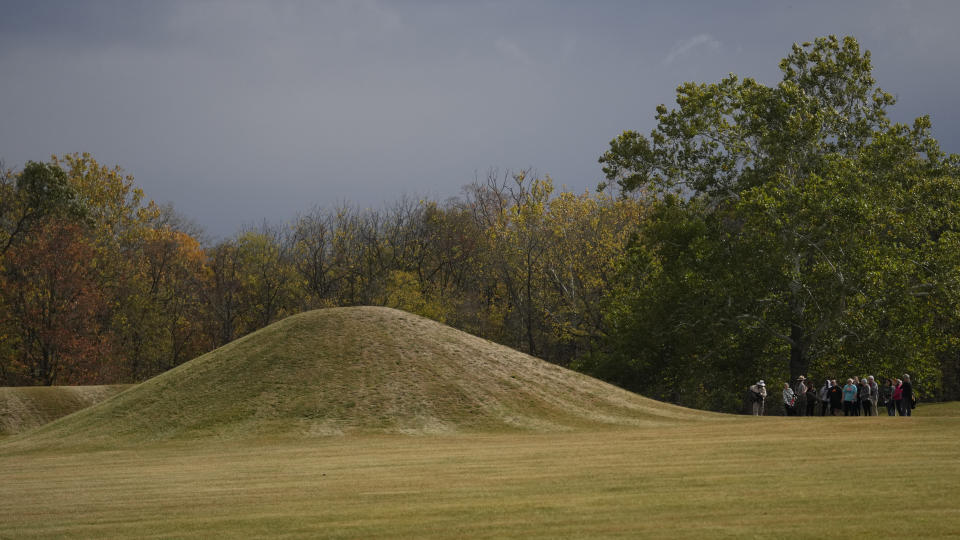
[2,0,959,238]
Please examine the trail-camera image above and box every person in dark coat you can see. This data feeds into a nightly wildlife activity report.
[881,378,896,416]
[851,376,861,416]
[805,381,818,416]
[901,374,914,417]
[828,379,843,416]
[819,379,831,416]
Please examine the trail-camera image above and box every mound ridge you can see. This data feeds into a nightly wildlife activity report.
[0,385,131,436]
[7,307,714,446]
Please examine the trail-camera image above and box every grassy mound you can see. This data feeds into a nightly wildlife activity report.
[912,400,960,416]
[0,385,131,436]
[7,307,715,447]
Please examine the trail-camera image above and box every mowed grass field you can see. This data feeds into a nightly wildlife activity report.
[1,309,958,538]
[2,415,958,539]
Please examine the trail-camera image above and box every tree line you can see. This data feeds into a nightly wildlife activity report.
[0,156,641,388]
[3,36,959,411]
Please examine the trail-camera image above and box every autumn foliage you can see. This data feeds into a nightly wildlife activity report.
[1,155,642,387]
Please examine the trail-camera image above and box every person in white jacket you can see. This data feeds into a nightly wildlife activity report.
[782,382,797,416]
[749,380,767,416]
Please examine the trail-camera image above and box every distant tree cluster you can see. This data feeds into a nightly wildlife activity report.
[3,36,960,413]
[0,156,641,386]
[1,154,207,384]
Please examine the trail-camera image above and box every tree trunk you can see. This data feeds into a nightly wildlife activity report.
[789,322,808,382]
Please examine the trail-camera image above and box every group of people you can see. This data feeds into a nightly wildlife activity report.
[747,374,916,417]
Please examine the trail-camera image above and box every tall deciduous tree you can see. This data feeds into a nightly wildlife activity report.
[0,161,84,257]
[1,220,107,385]
[597,36,960,408]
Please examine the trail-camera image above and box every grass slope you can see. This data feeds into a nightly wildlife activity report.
[6,307,713,449]
[0,385,131,437]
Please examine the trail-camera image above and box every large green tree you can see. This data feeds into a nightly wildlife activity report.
[596,36,960,409]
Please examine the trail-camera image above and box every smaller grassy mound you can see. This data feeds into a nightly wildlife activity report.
[6,307,716,448]
[0,385,131,436]
[913,401,960,417]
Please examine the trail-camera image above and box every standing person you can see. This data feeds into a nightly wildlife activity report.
[868,376,879,416]
[843,378,858,416]
[783,383,797,416]
[829,380,843,416]
[881,378,896,416]
[852,376,861,416]
[819,379,831,416]
[749,380,767,416]
[901,374,914,417]
[892,378,904,416]
[795,376,808,417]
[858,378,872,416]
[805,380,818,416]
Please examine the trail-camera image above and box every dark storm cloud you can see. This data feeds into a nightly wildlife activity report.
[2,0,959,237]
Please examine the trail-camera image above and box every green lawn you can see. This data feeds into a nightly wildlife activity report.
[2,415,958,539]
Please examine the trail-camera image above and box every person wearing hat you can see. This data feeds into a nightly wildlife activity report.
[749,380,767,416]
[794,376,808,417]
